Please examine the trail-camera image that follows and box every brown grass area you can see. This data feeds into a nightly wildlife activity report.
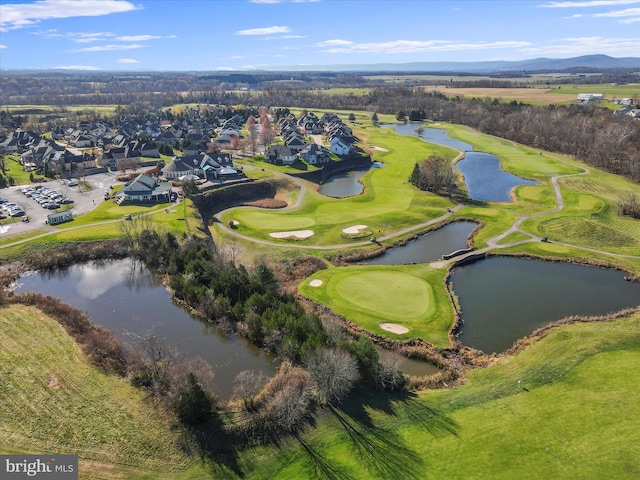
[430,86,577,104]
[244,198,288,209]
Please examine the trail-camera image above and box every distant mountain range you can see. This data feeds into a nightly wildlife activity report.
[263,55,640,73]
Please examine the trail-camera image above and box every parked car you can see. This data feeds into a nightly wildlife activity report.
[67,180,78,187]
[10,209,25,217]
[46,203,60,210]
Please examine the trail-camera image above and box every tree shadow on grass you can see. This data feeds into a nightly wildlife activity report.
[339,387,459,438]
[294,432,354,480]
[327,403,424,480]
[187,416,247,478]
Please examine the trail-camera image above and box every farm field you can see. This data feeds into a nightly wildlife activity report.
[428,83,639,106]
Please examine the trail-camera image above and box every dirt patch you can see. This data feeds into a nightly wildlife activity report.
[269,230,314,240]
[48,375,61,390]
[379,323,409,334]
[309,279,323,287]
[370,145,389,152]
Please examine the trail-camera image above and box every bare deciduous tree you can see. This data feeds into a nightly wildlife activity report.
[409,155,457,197]
[306,348,359,404]
[373,353,405,391]
[232,370,269,410]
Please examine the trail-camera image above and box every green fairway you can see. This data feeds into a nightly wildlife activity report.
[219,126,457,245]
[231,313,640,479]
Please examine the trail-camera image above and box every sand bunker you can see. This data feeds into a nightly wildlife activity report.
[342,224,368,235]
[269,229,314,240]
[370,145,389,152]
[379,323,409,334]
[309,279,323,287]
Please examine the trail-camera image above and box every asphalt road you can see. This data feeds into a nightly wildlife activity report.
[0,171,121,237]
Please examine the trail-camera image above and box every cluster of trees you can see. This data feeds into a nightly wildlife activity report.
[396,109,427,122]
[118,221,404,436]
[409,155,457,198]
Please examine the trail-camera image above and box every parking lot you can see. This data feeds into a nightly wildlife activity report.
[0,171,121,237]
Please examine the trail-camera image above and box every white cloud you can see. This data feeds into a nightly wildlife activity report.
[0,0,140,31]
[71,43,144,52]
[54,65,102,70]
[539,0,640,7]
[317,39,531,55]
[315,39,354,47]
[115,35,162,42]
[280,35,306,39]
[117,58,138,64]
[236,26,291,35]
[0,44,6,49]
[592,6,640,15]
[620,15,640,20]
[520,35,640,56]
[33,30,116,42]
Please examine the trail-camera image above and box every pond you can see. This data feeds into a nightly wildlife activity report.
[456,152,538,202]
[376,347,440,377]
[386,123,537,202]
[13,259,276,400]
[384,123,473,151]
[361,221,476,265]
[318,167,370,198]
[318,162,384,198]
[451,257,640,354]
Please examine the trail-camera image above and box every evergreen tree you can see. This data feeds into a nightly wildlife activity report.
[175,372,213,425]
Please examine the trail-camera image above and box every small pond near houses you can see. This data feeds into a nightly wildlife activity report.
[13,259,276,400]
[318,167,370,198]
[451,257,640,354]
[361,221,476,265]
[318,162,385,198]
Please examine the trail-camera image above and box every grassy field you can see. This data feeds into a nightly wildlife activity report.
[0,304,196,479]
[220,312,640,479]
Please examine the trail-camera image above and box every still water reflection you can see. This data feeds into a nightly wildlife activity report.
[14,259,276,399]
[452,257,640,354]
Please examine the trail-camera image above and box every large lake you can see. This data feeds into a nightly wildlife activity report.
[451,257,640,354]
[13,259,276,400]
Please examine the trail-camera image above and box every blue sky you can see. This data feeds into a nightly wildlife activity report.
[0,0,638,71]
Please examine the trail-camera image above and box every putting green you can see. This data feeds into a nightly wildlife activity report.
[333,271,431,320]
